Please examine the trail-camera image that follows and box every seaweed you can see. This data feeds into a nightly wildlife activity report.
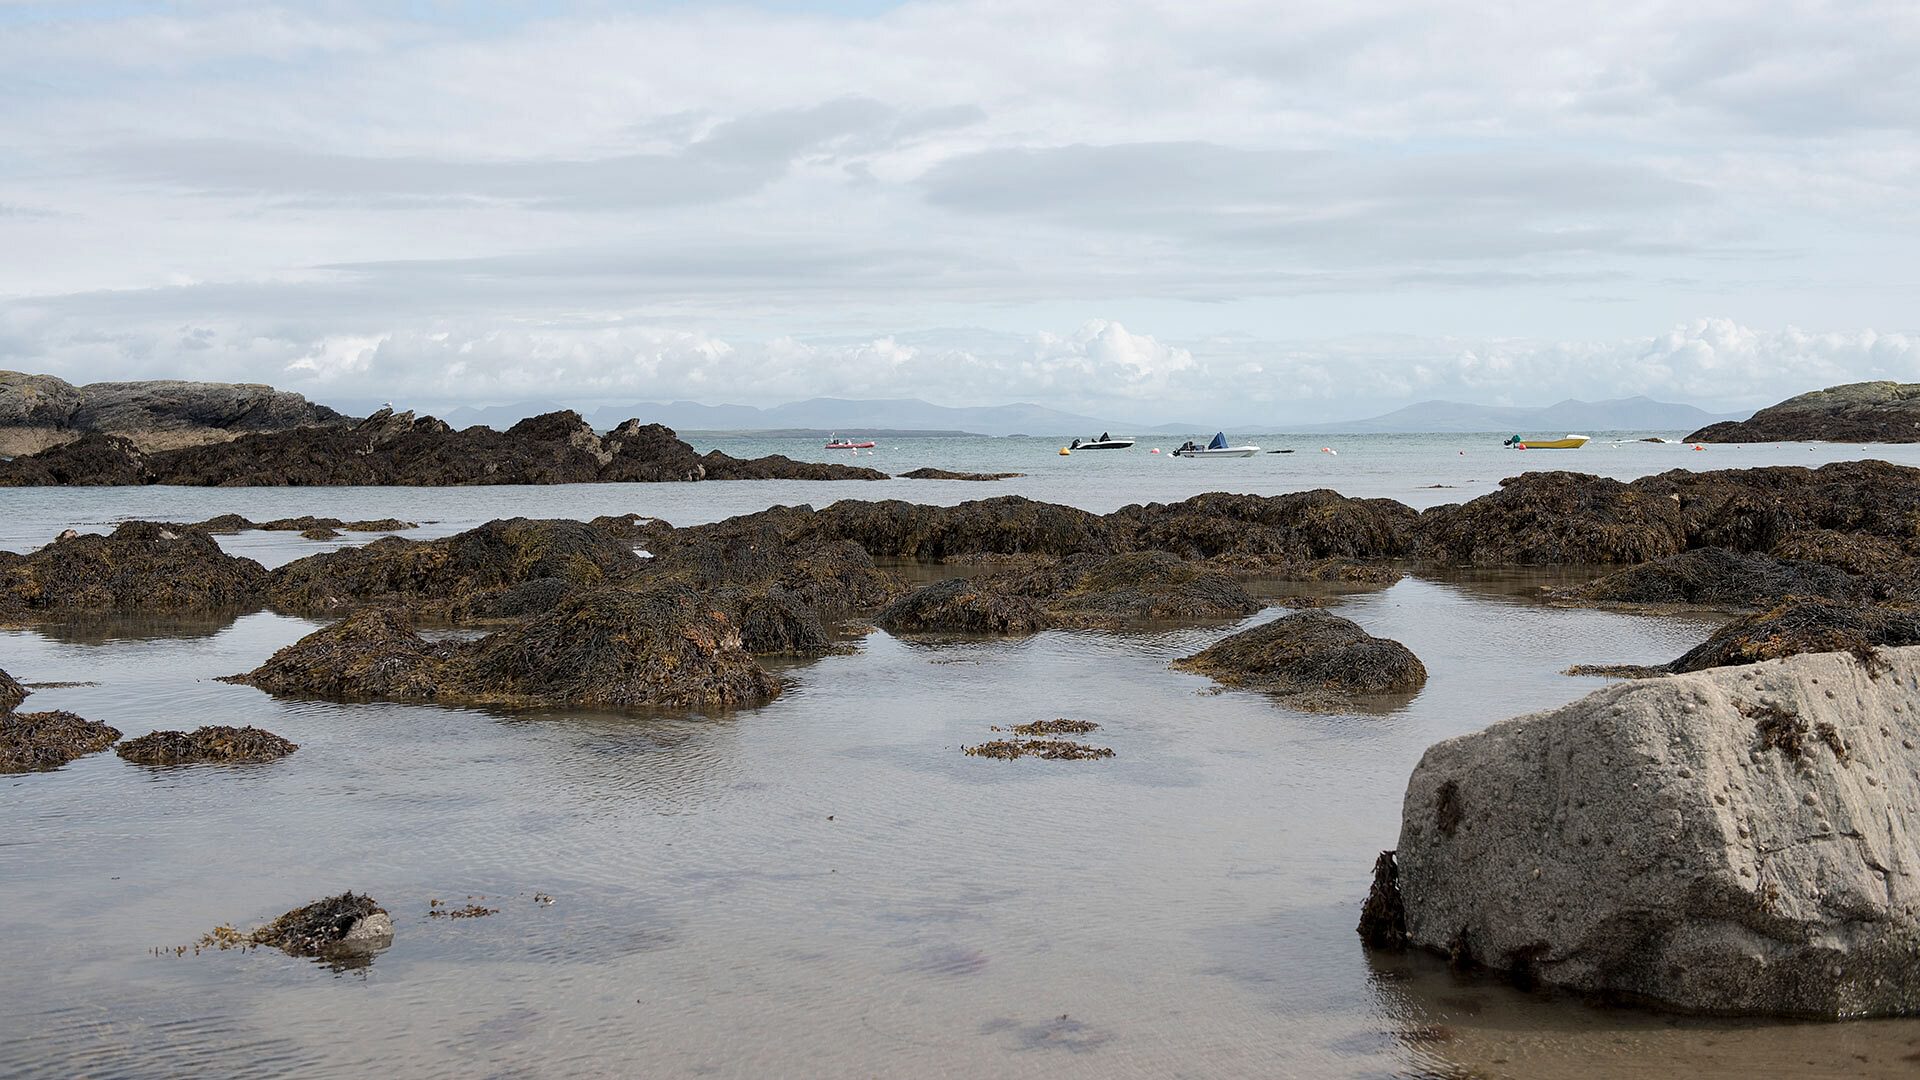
[0,710,122,772]
[963,739,1115,760]
[251,892,390,959]
[1173,610,1427,700]
[116,725,298,765]
[1357,850,1408,950]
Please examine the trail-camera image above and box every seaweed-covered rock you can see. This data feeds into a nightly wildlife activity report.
[1392,647,1920,1016]
[1415,471,1686,565]
[877,577,1051,634]
[0,667,25,713]
[268,517,643,617]
[252,892,393,960]
[897,467,1024,481]
[1026,551,1262,626]
[1549,547,1876,610]
[817,496,1119,561]
[0,522,267,616]
[1667,599,1920,674]
[116,725,298,765]
[1686,381,1920,443]
[1173,610,1427,700]
[0,709,122,772]
[0,408,889,487]
[726,585,838,656]
[230,608,457,700]
[233,585,781,710]
[1356,850,1408,950]
[181,515,417,534]
[1116,490,1418,566]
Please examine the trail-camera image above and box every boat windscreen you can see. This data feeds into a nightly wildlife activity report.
[1207,431,1228,450]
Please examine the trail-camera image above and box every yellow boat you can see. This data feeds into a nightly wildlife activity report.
[1505,434,1590,450]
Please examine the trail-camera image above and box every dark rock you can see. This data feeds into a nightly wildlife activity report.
[1173,610,1427,700]
[897,467,1025,481]
[1023,551,1262,626]
[0,433,150,485]
[0,522,267,616]
[0,709,122,772]
[228,608,458,700]
[1666,599,1920,674]
[300,527,341,540]
[116,725,299,765]
[820,496,1119,561]
[1687,381,1920,443]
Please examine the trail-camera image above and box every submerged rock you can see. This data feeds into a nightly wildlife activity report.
[0,522,268,616]
[1173,610,1427,702]
[0,709,123,772]
[252,892,393,961]
[116,725,298,765]
[1391,646,1920,1017]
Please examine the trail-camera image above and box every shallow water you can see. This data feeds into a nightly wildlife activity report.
[8,449,1920,1077]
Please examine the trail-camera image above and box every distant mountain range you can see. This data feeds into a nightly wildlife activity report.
[1293,396,1748,434]
[421,396,1146,438]
[367,393,1745,437]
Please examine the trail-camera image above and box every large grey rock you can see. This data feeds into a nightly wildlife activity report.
[1394,646,1920,1016]
[1688,380,1920,443]
[0,371,346,454]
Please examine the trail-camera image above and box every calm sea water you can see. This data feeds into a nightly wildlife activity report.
[7,434,1920,1078]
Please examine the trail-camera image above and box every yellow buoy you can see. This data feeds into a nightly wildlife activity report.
[1059,447,1071,455]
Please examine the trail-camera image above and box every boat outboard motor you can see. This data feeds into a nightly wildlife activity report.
[1071,438,1081,449]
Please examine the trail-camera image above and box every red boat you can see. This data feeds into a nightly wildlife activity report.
[824,435,876,449]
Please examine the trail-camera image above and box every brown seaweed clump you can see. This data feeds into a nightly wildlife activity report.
[0,521,268,616]
[0,709,123,772]
[963,739,1115,760]
[1667,598,1920,674]
[251,893,393,960]
[1415,471,1686,566]
[1173,610,1428,701]
[1114,490,1419,567]
[0,666,24,713]
[1357,850,1408,950]
[226,608,458,700]
[1027,551,1262,626]
[116,725,298,765]
[1000,719,1100,735]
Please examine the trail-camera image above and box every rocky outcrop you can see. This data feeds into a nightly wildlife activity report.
[1416,471,1686,565]
[1172,610,1427,703]
[1688,381,1920,443]
[1572,598,1920,679]
[0,371,346,455]
[1388,646,1920,1017]
[0,708,123,772]
[116,725,298,765]
[0,409,887,486]
[0,522,268,617]
[232,584,782,710]
[878,577,1052,634]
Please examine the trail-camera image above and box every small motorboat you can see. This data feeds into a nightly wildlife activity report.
[1504,434,1590,450]
[825,434,876,450]
[1068,433,1135,450]
[1172,432,1260,458]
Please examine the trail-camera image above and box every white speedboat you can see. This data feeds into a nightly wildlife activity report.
[1172,432,1260,458]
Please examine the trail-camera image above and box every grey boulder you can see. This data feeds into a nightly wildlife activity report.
[1392,645,1920,1017]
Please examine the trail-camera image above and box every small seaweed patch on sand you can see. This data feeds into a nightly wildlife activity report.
[991,718,1100,736]
[964,738,1114,761]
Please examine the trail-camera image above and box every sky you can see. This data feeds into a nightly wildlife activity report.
[2,0,1917,424]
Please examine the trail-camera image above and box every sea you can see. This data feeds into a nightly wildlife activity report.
[6,431,1920,1078]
